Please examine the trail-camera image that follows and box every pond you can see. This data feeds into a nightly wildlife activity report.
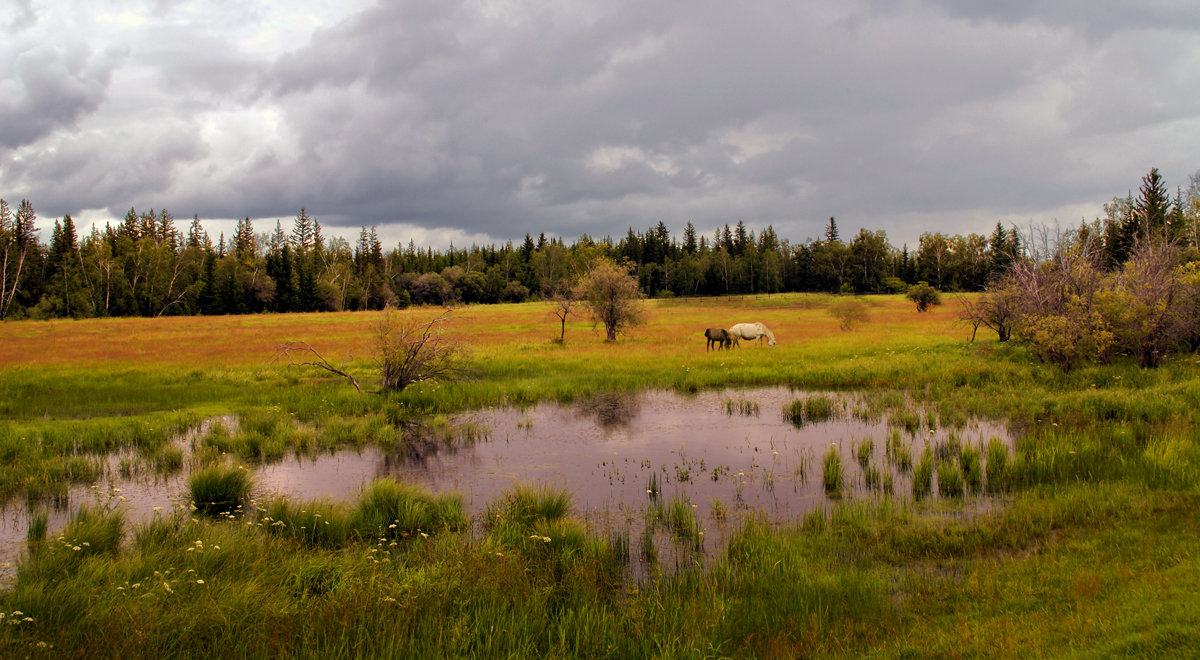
[0,387,1013,576]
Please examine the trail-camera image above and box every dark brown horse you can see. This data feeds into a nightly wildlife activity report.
[704,328,733,351]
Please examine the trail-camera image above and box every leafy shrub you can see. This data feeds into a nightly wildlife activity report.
[883,276,908,294]
[906,281,942,312]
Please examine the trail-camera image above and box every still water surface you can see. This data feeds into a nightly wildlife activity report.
[0,387,1011,575]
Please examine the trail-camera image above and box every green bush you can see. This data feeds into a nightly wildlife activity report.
[906,281,942,312]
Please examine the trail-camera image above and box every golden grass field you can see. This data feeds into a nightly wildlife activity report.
[0,293,965,369]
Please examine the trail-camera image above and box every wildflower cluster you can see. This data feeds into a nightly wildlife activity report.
[2,610,35,625]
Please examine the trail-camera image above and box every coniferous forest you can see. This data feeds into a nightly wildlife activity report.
[1,168,1197,320]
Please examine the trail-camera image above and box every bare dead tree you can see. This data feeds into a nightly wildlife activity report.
[546,283,577,343]
[273,341,362,392]
[375,309,464,392]
[1108,238,1187,367]
[957,278,1019,343]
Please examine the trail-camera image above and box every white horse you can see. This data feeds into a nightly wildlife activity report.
[728,322,776,347]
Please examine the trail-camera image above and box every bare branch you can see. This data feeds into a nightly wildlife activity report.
[273,341,362,392]
[375,309,465,392]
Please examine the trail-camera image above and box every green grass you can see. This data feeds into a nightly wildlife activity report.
[855,438,874,469]
[987,437,1012,493]
[912,445,934,500]
[822,445,844,496]
[784,394,838,427]
[663,495,703,550]
[961,444,983,494]
[188,463,253,515]
[352,478,466,538]
[936,460,964,498]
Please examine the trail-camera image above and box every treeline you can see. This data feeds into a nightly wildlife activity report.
[1,167,1197,320]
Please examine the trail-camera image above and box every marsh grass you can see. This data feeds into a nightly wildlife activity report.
[486,483,573,545]
[262,498,353,548]
[913,446,934,500]
[25,509,48,543]
[986,438,1012,493]
[353,478,465,538]
[784,394,837,427]
[724,398,760,417]
[937,460,964,498]
[822,445,844,496]
[887,431,913,473]
[663,496,703,550]
[934,431,962,463]
[188,464,253,515]
[892,409,922,434]
[961,445,983,494]
[151,445,184,474]
[864,464,882,491]
[855,438,874,469]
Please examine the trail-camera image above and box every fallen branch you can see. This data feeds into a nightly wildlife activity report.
[273,341,362,392]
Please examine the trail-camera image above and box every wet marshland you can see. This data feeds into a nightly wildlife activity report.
[0,387,1013,575]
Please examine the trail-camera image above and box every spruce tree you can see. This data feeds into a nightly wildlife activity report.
[186,215,209,250]
[825,217,840,243]
[1135,167,1170,239]
[683,221,698,254]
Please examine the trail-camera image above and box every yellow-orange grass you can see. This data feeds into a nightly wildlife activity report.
[0,295,968,369]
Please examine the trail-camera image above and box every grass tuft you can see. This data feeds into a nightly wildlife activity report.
[189,463,253,516]
[822,445,844,497]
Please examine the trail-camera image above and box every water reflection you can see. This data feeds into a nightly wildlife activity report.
[574,391,643,429]
[0,387,1013,575]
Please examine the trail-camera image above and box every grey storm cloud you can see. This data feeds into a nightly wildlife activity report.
[0,43,120,149]
[2,0,1199,248]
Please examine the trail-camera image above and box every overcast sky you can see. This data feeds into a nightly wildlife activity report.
[3,0,1199,250]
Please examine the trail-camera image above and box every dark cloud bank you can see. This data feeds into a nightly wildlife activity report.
[2,0,1199,248]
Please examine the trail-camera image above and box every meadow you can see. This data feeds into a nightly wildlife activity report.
[1,293,1198,658]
